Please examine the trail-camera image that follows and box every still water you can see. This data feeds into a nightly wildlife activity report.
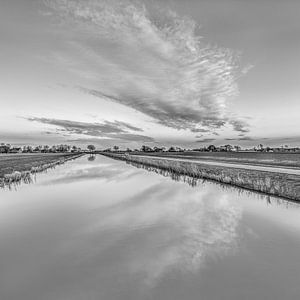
[1,155,300,300]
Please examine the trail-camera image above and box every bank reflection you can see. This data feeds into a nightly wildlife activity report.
[126,160,299,209]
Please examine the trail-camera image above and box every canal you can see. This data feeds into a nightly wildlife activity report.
[0,155,300,300]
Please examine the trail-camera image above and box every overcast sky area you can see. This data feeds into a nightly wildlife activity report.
[0,0,299,149]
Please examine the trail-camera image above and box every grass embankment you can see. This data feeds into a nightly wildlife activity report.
[102,153,300,201]
[129,151,300,169]
[0,153,83,186]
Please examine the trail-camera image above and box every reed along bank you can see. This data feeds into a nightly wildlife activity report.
[0,153,83,187]
[102,153,300,202]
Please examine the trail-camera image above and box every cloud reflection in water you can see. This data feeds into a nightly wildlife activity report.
[2,155,299,300]
[58,160,243,286]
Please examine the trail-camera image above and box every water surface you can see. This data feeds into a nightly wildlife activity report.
[1,155,300,300]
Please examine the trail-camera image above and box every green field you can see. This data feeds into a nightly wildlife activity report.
[0,153,82,178]
[130,151,300,169]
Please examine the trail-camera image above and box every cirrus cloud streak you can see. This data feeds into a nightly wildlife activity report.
[26,117,154,143]
[43,0,248,133]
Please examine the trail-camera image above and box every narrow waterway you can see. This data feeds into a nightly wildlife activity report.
[0,155,300,300]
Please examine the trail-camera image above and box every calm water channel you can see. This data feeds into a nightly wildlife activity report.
[1,155,300,300]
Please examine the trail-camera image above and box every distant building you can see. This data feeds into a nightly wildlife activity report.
[272,147,300,153]
[9,147,22,153]
[153,147,165,152]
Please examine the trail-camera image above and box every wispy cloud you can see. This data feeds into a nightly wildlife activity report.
[229,119,250,133]
[27,117,142,134]
[42,0,247,133]
[26,117,154,142]
[191,128,211,133]
[225,136,253,141]
[196,138,215,143]
[238,136,254,141]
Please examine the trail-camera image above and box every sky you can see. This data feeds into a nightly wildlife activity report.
[0,0,299,149]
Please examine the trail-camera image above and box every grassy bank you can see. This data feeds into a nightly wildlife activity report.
[129,151,300,169]
[0,153,83,186]
[102,153,300,201]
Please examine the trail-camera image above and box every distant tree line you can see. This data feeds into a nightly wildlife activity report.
[1,142,299,155]
[0,143,93,154]
[102,143,300,153]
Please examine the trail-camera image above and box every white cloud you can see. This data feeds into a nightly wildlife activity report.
[43,0,245,132]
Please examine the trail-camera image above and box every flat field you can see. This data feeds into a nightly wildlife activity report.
[0,153,81,177]
[130,151,300,169]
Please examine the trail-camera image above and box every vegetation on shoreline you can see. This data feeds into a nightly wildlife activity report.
[129,151,300,169]
[102,153,300,201]
[126,159,299,208]
[0,153,83,187]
